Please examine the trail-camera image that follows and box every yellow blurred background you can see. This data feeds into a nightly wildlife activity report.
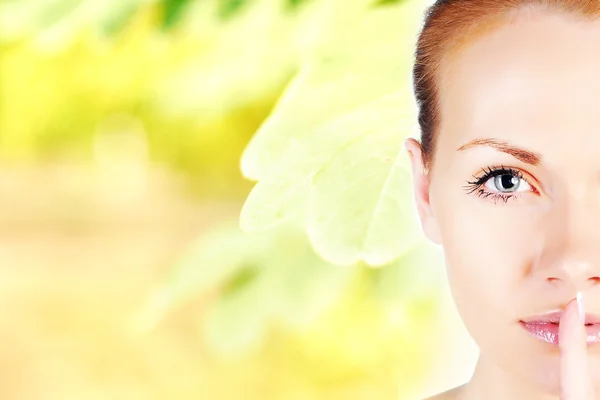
[0,0,477,399]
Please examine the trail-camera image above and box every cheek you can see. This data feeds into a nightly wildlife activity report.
[434,194,537,340]
[432,192,576,393]
[438,201,532,291]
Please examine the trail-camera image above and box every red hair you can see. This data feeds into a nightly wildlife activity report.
[413,0,600,171]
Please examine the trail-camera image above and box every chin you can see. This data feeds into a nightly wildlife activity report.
[509,351,562,396]
[507,345,600,396]
[529,361,562,396]
[475,330,563,397]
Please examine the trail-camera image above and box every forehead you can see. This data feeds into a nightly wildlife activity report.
[437,8,600,168]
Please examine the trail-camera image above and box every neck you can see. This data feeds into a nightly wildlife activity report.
[460,354,557,400]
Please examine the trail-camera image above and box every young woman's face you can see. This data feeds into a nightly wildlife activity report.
[408,8,600,395]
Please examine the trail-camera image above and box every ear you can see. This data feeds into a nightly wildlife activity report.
[404,138,442,246]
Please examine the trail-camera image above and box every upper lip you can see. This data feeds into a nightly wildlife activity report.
[521,311,600,326]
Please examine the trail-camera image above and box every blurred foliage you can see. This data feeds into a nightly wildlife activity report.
[135,219,447,397]
[161,0,193,28]
[239,0,428,265]
[0,0,462,398]
[0,0,303,198]
[0,0,428,205]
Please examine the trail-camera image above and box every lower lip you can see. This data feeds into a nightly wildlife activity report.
[520,321,600,345]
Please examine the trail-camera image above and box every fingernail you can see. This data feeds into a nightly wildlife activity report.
[577,291,585,325]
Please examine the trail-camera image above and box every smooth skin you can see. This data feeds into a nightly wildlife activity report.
[405,5,600,400]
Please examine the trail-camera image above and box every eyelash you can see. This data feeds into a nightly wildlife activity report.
[463,165,536,204]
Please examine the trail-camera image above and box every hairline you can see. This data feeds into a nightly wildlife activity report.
[423,3,600,176]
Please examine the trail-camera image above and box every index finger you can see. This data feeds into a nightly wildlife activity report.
[560,293,594,400]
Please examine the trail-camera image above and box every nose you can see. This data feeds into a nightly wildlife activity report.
[531,192,600,290]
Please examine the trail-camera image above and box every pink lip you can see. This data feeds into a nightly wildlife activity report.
[520,312,600,345]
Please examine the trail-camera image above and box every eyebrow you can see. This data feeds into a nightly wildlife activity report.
[456,138,542,166]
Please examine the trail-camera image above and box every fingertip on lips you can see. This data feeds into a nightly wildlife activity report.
[520,296,600,346]
[577,291,584,324]
[558,296,587,348]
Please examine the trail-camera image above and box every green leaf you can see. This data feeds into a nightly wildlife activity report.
[240,58,410,183]
[240,91,413,233]
[240,0,426,181]
[239,172,312,232]
[239,0,431,266]
[305,111,421,266]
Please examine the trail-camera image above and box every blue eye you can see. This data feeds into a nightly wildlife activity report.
[463,165,535,204]
[485,172,531,193]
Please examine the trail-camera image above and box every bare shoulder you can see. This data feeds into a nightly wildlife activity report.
[423,384,466,400]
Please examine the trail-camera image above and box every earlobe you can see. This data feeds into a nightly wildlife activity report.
[404,138,442,246]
